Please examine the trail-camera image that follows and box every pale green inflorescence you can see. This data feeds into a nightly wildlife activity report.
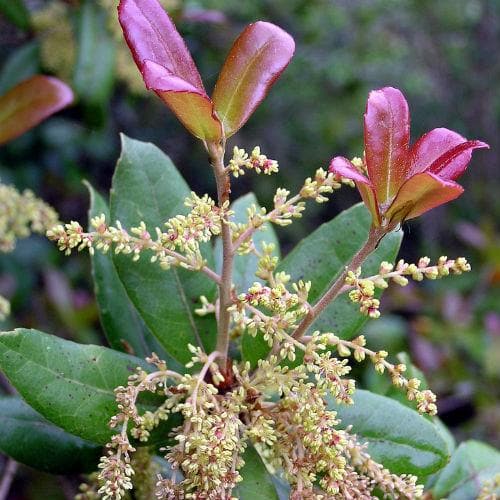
[49,147,461,498]
[0,181,59,320]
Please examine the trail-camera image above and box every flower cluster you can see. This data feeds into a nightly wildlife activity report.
[47,192,228,275]
[0,181,59,253]
[344,435,423,499]
[97,355,182,499]
[233,278,311,356]
[324,333,438,415]
[228,146,279,177]
[0,181,59,320]
[0,295,10,322]
[345,256,472,318]
[94,331,429,499]
[229,166,351,259]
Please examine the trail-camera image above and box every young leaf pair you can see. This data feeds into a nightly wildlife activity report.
[118,0,295,142]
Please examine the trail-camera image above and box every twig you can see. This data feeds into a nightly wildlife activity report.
[291,226,385,341]
[208,141,233,366]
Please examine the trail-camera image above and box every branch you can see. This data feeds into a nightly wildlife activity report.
[291,226,386,341]
[207,142,233,366]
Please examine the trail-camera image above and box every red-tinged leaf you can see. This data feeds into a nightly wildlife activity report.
[409,127,488,180]
[212,21,295,137]
[142,60,222,141]
[329,157,381,226]
[386,172,464,222]
[118,0,204,91]
[364,87,410,201]
[0,75,73,145]
[329,156,370,185]
[428,139,488,180]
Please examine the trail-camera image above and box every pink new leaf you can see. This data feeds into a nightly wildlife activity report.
[212,21,295,137]
[0,75,73,146]
[118,0,222,141]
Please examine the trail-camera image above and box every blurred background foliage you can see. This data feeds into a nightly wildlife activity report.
[0,0,499,496]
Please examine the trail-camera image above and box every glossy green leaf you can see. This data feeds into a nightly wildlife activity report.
[0,328,153,444]
[329,389,450,478]
[0,41,39,95]
[215,192,280,294]
[234,445,278,499]
[86,182,180,369]
[432,440,500,499]
[0,396,101,473]
[0,75,73,145]
[242,203,402,367]
[0,0,30,30]
[213,21,295,137]
[73,0,115,119]
[110,135,217,364]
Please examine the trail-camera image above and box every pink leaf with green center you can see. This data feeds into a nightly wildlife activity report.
[0,75,73,146]
[212,21,295,137]
[385,172,464,222]
[364,87,410,202]
[142,60,222,141]
[118,0,222,141]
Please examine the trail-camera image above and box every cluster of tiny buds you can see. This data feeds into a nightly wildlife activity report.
[0,180,59,253]
[477,472,500,500]
[345,256,471,319]
[228,146,279,177]
[299,167,346,202]
[233,279,310,354]
[0,295,10,322]
[324,333,437,415]
[47,192,229,272]
[346,271,381,319]
[378,256,472,286]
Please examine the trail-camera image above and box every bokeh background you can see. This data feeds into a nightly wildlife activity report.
[1,0,499,497]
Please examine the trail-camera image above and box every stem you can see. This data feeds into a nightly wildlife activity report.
[191,351,221,413]
[207,142,233,366]
[0,458,18,500]
[292,226,386,341]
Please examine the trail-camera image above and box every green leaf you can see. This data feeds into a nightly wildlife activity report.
[0,396,101,474]
[432,440,500,499]
[234,445,278,499]
[328,389,450,478]
[0,328,153,444]
[216,192,280,294]
[86,182,180,370]
[73,0,115,121]
[0,0,30,30]
[110,135,217,365]
[0,41,39,95]
[242,204,402,367]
